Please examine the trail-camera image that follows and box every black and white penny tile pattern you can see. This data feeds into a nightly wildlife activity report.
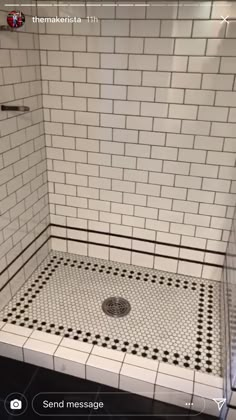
[1,251,221,376]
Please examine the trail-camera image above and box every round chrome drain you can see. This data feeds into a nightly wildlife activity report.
[102,296,131,318]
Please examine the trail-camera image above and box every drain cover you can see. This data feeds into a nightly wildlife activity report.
[102,296,131,318]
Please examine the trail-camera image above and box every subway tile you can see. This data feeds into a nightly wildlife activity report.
[149,172,174,186]
[173,200,198,214]
[158,56,188,72]
[112,155,136,169]
[178,1,211,19]
[126,144,150,158]
[169,104,197,120]
[190,163,218,178]
[60,35,86,51]
[49,81,73,96]
[131,252,154,268]
[127,116,152,131]
[220,57,236,73]
[175,175,201,189]
[124,169,148,183]
[88,126,112,141]
[131,20,160,37]
[154,257,178,273]
[101,20,129,36]
[211,2,236,19]
[101,85,125,101]
[162,186,187,200]
[87,37,114,53]
[207,152,235,166]
[61,67,86,82]
[215,91,236,107]
[188,189,215,204]
[196,226,222,241]
[198,107,228,122]
[172,73,201,89]
[113,180,135,194]
[163,161,190,175]
[46,22,72,35]
[138,159,162,173]
[188,56,220,73]
[76,111,99,127]
[152,146,177,161]
[101,53,127,69]
[202,74,234,91]
[128,86,155,102]
[114,100,139,116]
[175,39,206,55]
[115,70,141,86]
[178,261,202,277]
[136,183,160,197]
[203,178,230,193]
[129,55,157,71]
[166,133,194,149]
[87,69,113,85]
[48,51,73,66]
[161,20,192,37]
[193,20,225,38]
[224,137,236,152]
[207,39,236,56]
[154,118,181,133]
[185,89,214,105]
[116,38,143,54]
[143,71,171,90]
[145,38,174,55]
[139,131,165,146]
[116,5,145,19]
[182,121,210,136]
[147,3,178,19]
[156,88,184,104]
[101,114,125,129]
[74,52,99,68]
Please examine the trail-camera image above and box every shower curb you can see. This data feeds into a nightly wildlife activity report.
[0,321,223,417]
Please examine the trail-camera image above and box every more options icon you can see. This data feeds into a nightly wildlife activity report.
[4,393,28,416]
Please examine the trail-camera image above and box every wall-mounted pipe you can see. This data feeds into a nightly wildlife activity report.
[1,105,30,112]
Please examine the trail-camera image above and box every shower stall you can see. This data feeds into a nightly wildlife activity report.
[0,1,236,418]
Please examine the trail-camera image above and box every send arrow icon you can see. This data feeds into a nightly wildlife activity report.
[213,398,226,411]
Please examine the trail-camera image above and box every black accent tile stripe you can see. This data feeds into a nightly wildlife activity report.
[0,237,49,293]
[0,221,225,295]
[51,235,223,268]
[51,223,225,256]
[0,225,49,278]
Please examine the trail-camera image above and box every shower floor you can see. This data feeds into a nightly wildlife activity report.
[0,250,223,414]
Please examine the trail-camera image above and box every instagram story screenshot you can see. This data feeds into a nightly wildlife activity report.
[0,0,235,419]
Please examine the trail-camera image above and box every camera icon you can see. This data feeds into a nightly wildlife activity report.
[10,399,22,410]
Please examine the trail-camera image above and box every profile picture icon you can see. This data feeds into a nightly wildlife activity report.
[7,10,25,28]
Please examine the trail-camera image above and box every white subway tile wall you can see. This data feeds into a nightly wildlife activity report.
[1,1,236,285]
[0,5,49,308]
[38,1,236,279]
